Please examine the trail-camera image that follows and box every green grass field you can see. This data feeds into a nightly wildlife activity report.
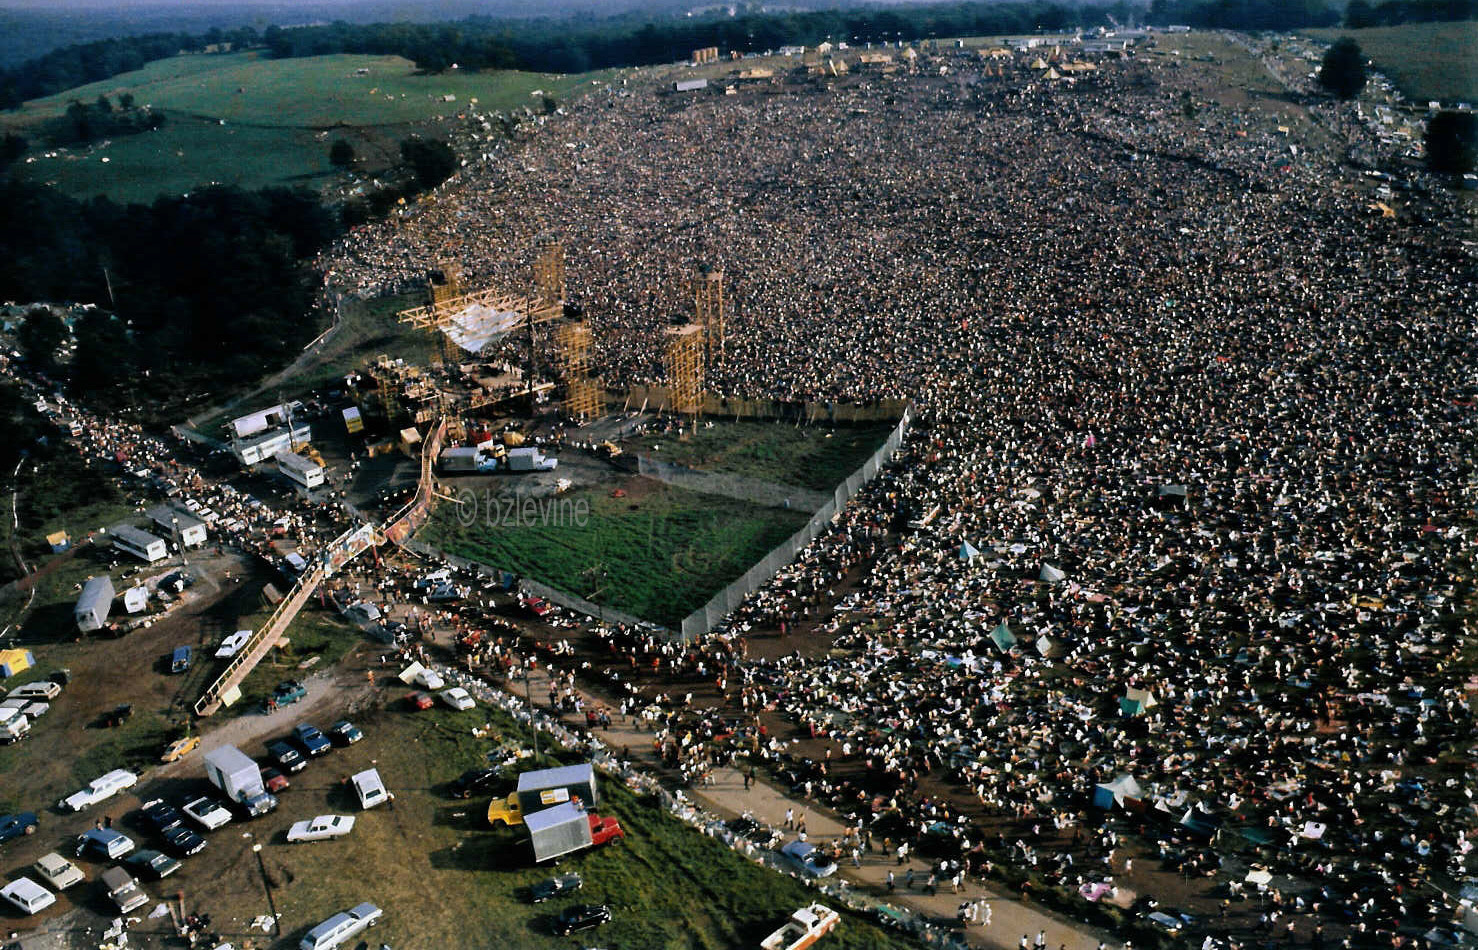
[1306,22,1478,103]
[631,420,898,493]
[1,51,615,203]
[5,51,613,128]
[419,480,810,626]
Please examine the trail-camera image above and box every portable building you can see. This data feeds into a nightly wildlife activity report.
[277,451,326,490]
[146,505,207,547]
[110,525,167,563]
[75,575,116,632]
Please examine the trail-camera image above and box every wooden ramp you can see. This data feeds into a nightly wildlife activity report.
[193,523,380,717]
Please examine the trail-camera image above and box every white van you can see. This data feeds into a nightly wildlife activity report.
[351,769,390,810]
[1,876,57,915]
[300,902,382,950]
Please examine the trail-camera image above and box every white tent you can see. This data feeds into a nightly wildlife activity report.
[1039,563,1066,583]
[959,540,981,561]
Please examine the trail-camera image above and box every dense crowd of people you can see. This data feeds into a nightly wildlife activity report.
[319,36,1477,946]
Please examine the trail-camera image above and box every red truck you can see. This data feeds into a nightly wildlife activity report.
[588,813,624,847]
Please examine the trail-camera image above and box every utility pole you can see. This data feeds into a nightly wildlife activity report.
[251,843,280,935]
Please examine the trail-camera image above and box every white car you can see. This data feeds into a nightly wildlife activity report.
[286,815,356,843]
[8,681,61,701]
[183,796,233,831]
[415,668,445,690]
[32,853,85,891]
[60,769,138,812]
[1,876,56,915]
[439,687,475,711]
[215,630,253,659]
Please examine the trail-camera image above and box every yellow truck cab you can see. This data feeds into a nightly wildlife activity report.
[487,793,522,827]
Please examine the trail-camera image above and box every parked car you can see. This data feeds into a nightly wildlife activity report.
[161,735,201,763]
[0,811,39,843]
[100,866,148,914]
[124,849,181,880]
[169,646,192,674]
[75,828,135,861]
[61,770,138,812]
[328,720,363,745]
[415,668,445,690]
[138,799,184,833]
[32,852,85,890]
[292,723,332,757]
[215,629,252,659]
[300,901,382,950]
[267,740,306,773]
[183,796,232,831]
[272,680,307,706]
[0,876,55,915]
[780,840,837,878]
[553,903,611,936]
[162,824,207,857]
[262,767,291,793]
[404,692,434,711]
[286,815,356,843]
[529,871,582,903]
[449,767,501,799]
[439,687,475,711]
[7,681,61,701]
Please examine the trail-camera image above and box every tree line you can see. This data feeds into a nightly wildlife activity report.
[3,0,1474,110]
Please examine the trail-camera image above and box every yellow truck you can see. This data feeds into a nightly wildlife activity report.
[487,793,523,827]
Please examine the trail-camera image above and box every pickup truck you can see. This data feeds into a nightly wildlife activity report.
[760,904,840,950]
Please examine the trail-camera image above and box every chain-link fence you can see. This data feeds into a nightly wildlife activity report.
[678,406,911,642]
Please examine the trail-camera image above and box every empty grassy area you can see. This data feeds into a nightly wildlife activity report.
[419,479,810,626]
[5,52,613,129]
[1306,22,1478,104]
[1,51,614,202]
[629,419,898,493]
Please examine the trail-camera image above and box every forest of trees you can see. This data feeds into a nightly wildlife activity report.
[0,180,342,422]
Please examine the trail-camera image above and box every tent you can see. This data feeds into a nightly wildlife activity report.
[1035,635,1054,657]
[0,649,35,678]
[959,540,981,562]
[1092,774,1143,810]
[988,622,1016,653]
[1039,563,1066,583]
[1121,686,1158,716]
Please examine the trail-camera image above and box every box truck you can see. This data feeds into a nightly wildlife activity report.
[203,745,277,817]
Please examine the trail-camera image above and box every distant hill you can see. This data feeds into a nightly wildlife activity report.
[1305,22,1478,103]
[0,51,612,204]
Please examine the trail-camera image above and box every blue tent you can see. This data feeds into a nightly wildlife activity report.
[959,541,981,561]
[989,622,1016,652]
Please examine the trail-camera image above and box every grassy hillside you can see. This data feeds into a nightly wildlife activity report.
[1305,22,1478,104]
[1,51,615,202]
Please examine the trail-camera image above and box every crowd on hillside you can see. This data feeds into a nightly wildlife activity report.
[321,44,1478,945]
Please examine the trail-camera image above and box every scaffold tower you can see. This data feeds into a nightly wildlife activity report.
[534,234,565,313]
[694,265,725,367]
[664,323,706,415]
